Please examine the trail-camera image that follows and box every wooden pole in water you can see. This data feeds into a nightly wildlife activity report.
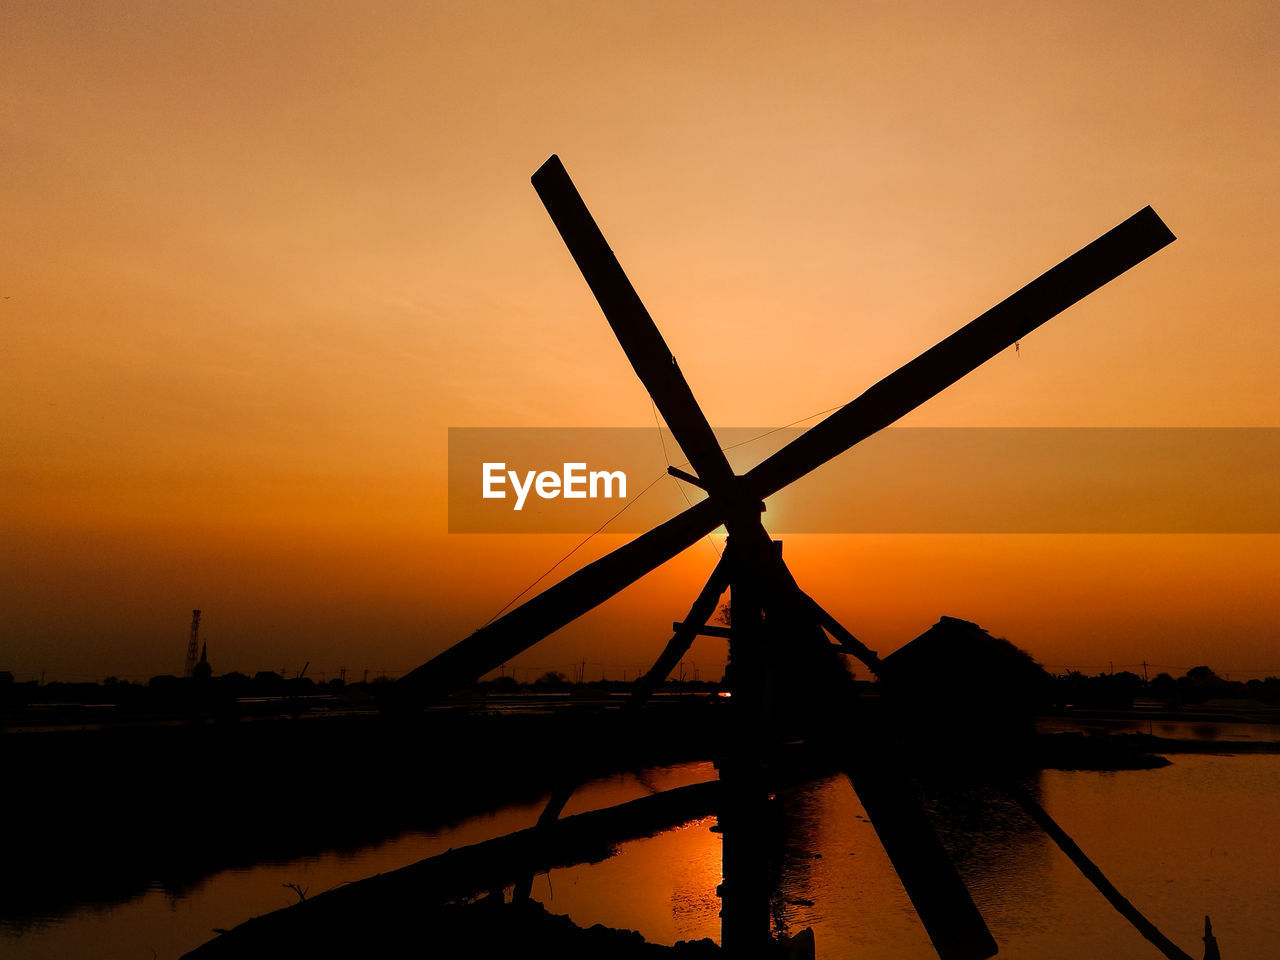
[719,536,774,957]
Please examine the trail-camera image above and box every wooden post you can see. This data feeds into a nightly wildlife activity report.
[719,536,773,956]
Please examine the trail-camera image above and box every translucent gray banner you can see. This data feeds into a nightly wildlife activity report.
[448,428,1280,534]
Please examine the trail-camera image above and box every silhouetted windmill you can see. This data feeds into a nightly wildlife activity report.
[399,157,1181,959]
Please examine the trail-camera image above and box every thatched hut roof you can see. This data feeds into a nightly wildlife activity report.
[883,616,1051,712]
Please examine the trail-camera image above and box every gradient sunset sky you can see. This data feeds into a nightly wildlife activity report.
[3,1,1277,683]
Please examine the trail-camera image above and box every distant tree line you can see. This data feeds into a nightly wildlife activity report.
[0,667,723,716]
[0,670,375,714]
[476,671,721,695]
[4,663,1277,716]
[1054,665,1280,709]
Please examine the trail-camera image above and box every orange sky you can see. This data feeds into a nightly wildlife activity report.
[3,0,1277,682]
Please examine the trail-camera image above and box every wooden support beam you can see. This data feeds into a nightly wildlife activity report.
[804,595,884,676]
[627,551,731,706]
[667,464,709,490]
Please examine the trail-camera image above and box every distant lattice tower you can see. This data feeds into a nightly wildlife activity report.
[184,609,201,678]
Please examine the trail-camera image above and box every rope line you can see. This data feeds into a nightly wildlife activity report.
[480,470,668,627]
[716,404,845,454]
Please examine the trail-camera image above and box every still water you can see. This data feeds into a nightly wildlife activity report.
[4,754,1277,959]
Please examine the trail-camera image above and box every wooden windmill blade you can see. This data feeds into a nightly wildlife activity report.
[628,549,732,705]
[397,496,722,702]
[743,206,1175,501]
[532,154,738,497]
